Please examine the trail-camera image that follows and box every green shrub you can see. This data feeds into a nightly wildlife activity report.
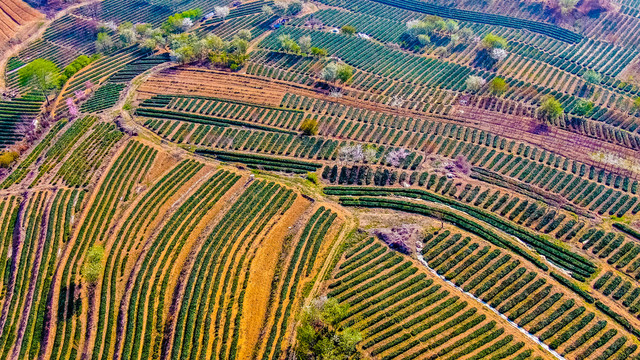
[0,151,19,168]
[300,118,318,135]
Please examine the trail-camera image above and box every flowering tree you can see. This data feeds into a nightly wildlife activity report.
[338,144,364,164]
[74,90,87,101]
[386,148,409,167]
[375,225,418,254]
[454,155,471,175]
[320,62,353,88]
[538,95,564,122]
[465,75,486,93]
[363,147,377,163]
[490,48,507,62]
[214,6,230,19]
[66,98,79,119]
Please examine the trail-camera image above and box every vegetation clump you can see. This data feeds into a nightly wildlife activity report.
[296,297,362,359]
[82,245,105,285]
[0,151,19,168]
[300,118,319,135]
[18,59,61,105]
[539,95,564,122]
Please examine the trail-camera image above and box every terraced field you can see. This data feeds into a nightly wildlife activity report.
[1,0,640,358]
[0,0,42,45]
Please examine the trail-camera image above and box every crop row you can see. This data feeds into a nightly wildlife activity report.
[80,83,126,113]
[0,192,48,357]
[580,229,640,279]
[54,122,124,188]
[15,190,82,359]
[51,141,157,360]
[336,198,635,355]
[195,148,322,173]
[0,93,43,148]
[329,236,538,359]
[30,116,97,186]
[92,160,209,360]
[1,120,68,189]
[594,271,640,314]
[280,92,639,204]
[253,206,338,360]
[423,231,608,349]
[120,171,250,360]
[136,106,297,134]
[322,164,582,240]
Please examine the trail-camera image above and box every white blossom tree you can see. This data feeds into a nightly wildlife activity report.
[465,75,486,93]
[386,148,409,167]
[338,144,364,164]
[214,6,230,19]
[490,48,507,62]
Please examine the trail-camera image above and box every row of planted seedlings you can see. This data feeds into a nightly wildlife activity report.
[260,207,339,360]
[328,235,539,360]
[119,169,241,360]
[92,159,207,360]
[50,141,157,360]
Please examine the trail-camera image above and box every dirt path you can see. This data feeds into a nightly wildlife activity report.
[237,195,313,359]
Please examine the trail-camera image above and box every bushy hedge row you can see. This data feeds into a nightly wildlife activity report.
[444,246,490,281]
[528,299,574,334]
[362,293,455,348]
[506,286,554,321]
[343,279,434,326]
[538,306,585,341]
[564,320,608,354]
[431,321,497,359]
[613,223,640,241]
[574,329,617,360]
[595,301,640,338]
[370,0,582,42]
[437,243,478,275]
[388,314,487,360]
[463,255,512,293]
[337,265,418,303]
[550,272,594,303]
[492,275,541,310]
[93,160,208,359]
[349,280,440,329]
[454,249,501,286]
[430,236,471,267]
[196,148,321,173]
[549,312,595,349]
[370,304,471,356]
[329,252,400,289]
[336,243,385,274]
[335,193,554,273]
[136,107,296,134]
[80,83,126,113]
[1,120,67,189]
[330,260,409,298]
